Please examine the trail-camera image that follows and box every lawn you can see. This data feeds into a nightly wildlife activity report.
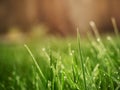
[0,32,120,90]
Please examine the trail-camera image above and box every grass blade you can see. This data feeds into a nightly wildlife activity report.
[77,28,87,90]
[24,44,47,83]
[111,17,119,39]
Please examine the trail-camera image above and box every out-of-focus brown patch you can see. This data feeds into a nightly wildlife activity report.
[0,0,120,36]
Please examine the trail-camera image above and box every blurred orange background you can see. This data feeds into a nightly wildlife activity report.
[0,0,120,37]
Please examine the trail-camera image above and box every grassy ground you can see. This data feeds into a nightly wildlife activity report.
[0,33,120,90]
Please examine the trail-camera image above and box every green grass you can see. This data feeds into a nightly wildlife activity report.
[0,33,120,90]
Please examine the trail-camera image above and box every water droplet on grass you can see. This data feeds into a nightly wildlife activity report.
[98,86,101,89]
[103,74,106,76]
[97,38,100,42]
[42,48,46,51]
[108,85,110,88]
[92,84,95,87]
[117,77,120,80]
[107,36,111,41]
[48,81,51,88]
[114,72,118,74]
[118,67,120,70]
[70,52,72,56]
[8,77,12,81]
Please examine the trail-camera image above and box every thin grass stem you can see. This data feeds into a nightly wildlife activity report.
[89,21,101,39]
[77,28,87,90]
[24,44,47,83]
[111,17,119,39]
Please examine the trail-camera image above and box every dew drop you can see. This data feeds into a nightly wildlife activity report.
[108,85,110,88]
[98,86,101,89]
[103,74,106,76]
[107,36,111,41]
[117,77,120,80]
[42,48,45,51]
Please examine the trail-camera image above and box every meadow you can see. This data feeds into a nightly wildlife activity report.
[0,30,120,90]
